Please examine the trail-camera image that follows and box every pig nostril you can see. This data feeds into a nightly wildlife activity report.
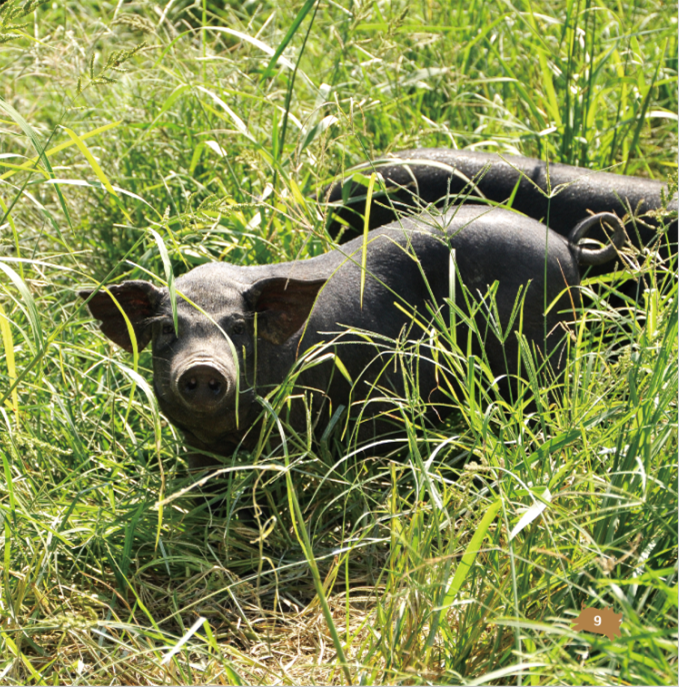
[208,378,221,394]
[186,377,198,391]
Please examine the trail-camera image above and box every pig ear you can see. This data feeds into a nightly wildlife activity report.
[78,280,165,353]
[246,277,327,345]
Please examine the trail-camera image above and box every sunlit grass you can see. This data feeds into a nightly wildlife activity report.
[0,0,676,684]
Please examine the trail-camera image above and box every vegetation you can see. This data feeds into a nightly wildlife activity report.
[0,0,676,684]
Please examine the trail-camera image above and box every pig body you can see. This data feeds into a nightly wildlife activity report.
[81,206,622,458]
[324,148,677,267]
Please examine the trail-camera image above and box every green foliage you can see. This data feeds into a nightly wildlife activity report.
[0,0,676,684]
[75,41,149,96]
[0,0,50,43]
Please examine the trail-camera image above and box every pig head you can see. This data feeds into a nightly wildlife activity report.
[80,270,326,452]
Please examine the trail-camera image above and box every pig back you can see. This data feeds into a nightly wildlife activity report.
[292,206,580,436]
[324,148,677,258]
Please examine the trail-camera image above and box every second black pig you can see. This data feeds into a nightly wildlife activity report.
[80,206,623,459]
[323,148,677,261]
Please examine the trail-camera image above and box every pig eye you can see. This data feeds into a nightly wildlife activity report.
[231,322,245,336]
[161,323,175,336]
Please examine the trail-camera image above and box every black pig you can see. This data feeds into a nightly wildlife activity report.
[80,206,622,461]
[323,148,677,265]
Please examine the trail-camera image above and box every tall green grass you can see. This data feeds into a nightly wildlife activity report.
[0,0,676,684]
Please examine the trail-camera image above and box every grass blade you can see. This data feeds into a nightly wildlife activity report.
[359,172,376,309]
[0,301,19,426]
[261,0,318,81]
[0,261,44,351]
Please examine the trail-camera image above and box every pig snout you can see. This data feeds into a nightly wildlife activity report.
[174,360,231,410]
